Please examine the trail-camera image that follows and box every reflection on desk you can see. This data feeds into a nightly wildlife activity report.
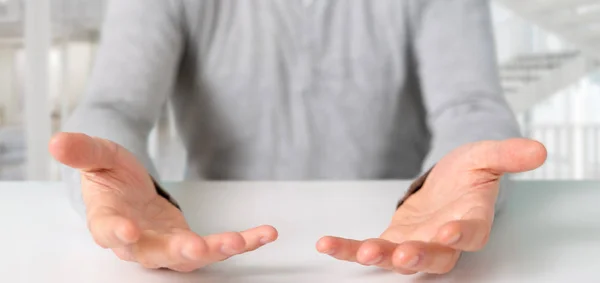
[1,181,598,282]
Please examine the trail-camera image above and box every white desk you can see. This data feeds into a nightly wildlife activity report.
[1,181,599,282]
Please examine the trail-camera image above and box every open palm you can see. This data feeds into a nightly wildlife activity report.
[317,138,547,274]
[50,133,278,272]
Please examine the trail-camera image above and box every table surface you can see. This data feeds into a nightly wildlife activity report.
[1,181,599,282]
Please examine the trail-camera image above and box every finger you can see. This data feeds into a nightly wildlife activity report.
[166,226,276,272]
[131,229,207,269]
[317,237,394,266]
[356,239,417,274]
[355,238,396,268]
[87,206,140,248]
[49,132,118,172]
[433,219,491,251]
[169,263,199,273]
[240,225,278,251]
[113,247,135,262]
[392,241,460,274]
[317,237,416,274]
[316,236,362,262]
[201,225,278,263]
[469,139,547,174]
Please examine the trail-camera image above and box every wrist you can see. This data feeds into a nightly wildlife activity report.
[396,167,434,209]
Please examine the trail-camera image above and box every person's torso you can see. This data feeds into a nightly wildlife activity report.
[170,0,430,180]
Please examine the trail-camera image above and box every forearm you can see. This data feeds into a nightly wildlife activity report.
[422,97,521,170]
[407,0,520,212]
[59,0,184,217]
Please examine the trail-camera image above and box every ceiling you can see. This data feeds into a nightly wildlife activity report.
[497,0,600,60]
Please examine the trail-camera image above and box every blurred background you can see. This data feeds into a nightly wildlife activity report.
[1,0,599,181]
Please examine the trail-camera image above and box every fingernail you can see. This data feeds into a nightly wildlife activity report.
[220,245,237,256]
[366,255,383,265]
[403,254,421,268]
[321,248,335,255]
[446,233,461,245]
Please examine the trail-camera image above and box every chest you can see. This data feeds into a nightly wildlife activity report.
[182,0,411,95]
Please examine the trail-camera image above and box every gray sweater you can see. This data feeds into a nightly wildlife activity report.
[63,0,520,215]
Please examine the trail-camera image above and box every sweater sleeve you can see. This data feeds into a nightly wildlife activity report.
[61,0,184,217]
[403,0,521,211]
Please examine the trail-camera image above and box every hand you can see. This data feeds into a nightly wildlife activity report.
[49,133,278,272]
[316,138,546,274]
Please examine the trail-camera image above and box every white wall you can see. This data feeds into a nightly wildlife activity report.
[0,48,17,125]
[54,41,95,118]
[0,40,95,127]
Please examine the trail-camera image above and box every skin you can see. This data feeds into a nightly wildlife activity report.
[316,138,547,274]
[49,132,278,272]
[50,133,546,274]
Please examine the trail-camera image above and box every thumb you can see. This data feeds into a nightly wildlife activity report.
[49,132,117,172]
[468,138,547,174]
